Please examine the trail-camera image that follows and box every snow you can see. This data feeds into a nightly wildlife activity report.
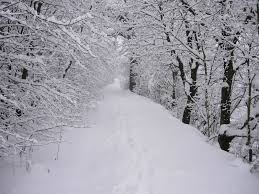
[219,124,247,136]
[0,80,259,194]
[86,13,94,19]
[191,62,197,69]
[46,14,92,25]
[222,81,229,88]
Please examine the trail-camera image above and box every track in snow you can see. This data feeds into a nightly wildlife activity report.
[0,80,259,194]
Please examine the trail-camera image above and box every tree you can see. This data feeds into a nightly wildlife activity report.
[0,0,116,157]
[116,0,259,166]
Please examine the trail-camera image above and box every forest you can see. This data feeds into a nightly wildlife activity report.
[117,0,259,171]
[0,0,117,156]
[0,0,259,193]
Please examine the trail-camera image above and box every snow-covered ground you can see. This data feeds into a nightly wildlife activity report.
[0,80,259,194]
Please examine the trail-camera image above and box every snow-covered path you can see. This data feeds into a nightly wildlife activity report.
[1,81,259,194]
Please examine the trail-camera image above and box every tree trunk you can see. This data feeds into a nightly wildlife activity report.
[247,75,252,162]
[219,0,238,125]
[246,48,254,162]
[129,58,137,91]
[220,50,235,125]
[181,18,199,124]
[182,61,199,124]
[171,70,178,107]
[22,68,28,79]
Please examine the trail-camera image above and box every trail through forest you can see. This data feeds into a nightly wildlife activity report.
[0,80,259,194]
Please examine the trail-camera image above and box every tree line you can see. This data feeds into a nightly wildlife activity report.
[114,0,259,171]
[0,0,116,157]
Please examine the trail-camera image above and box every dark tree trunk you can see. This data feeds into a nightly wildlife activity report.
[171,70,178,107]
[129,58,137,91]
[220,50,235,125]
[182,61,199,124]
[181,13,200,124]
[22,68,28,79]
[218,1,240,151]
[219,0,239,126]
[176,56,186,86]
[34,1,43,15]
[182,100,192,124]
[218,40,237,151]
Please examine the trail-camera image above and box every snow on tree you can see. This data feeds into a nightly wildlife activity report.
[114,0,259,170]
[0,0,117,157]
